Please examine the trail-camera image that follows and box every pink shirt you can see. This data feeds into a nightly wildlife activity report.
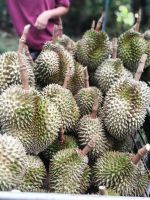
[6,0,70,50]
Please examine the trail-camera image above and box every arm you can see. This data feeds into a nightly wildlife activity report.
[35,6,69,30]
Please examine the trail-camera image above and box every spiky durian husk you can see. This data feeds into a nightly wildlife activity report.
[68,62,84,95]
[118,30,148,72]
[93,151,148,196]
[75,87,103,117]
[5,100,62,154]
[103,78,150,140]
[77,115,111,160]
[42,84,80,131]
[76,30,110,72]
[0,85,40,131]
[49,148,90,194]
[43,43,75,85]
[34,50,60,87]
[94,58,132,94]
[113,137,133,152]
[56,34,77,56]
[0,51,35,94]
[41,135,78,161]
[18,156,46,192]
[0,134,27,191]
[132,162,149,196]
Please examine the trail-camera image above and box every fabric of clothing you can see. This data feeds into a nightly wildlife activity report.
[6,0,70,50]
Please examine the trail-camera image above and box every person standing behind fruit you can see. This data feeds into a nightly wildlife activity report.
[6,0,70,59]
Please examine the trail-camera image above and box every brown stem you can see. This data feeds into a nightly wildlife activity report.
[99,186,108,196]
[84,67,89,88]
[18,25,31,90]
[131,144,150,165]
[90,97,99,119]
[80,137,96,156]
[112,37,118,59]
[52,25,59,43]
[134,54,147,81]
[58,18,63,37]
[91,20,96,30]
[25,45,35,66]
[59,127,65,144]
[95,12,105,32]
[134,8,142,32]
[62,65,71,88]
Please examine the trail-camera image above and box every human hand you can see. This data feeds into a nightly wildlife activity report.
[34,11,50,30]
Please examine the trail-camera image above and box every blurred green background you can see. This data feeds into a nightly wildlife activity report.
[0,0,150,53]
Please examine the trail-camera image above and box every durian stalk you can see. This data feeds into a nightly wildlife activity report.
[58,18,63,37]
[59,127,65,144]
[95,12,105,32]
[25,45,35,66]
[99,186,108,195]
[91,20,96,30]
[134,54,147,81]
[84,67,89,88]
[18,24,31,90]
[80,137,96,156]
[52,25,59,44]
[90,97,99,119]
[112,37,118,59]
[131,144,150,165]
[134,8,142,32]
[62,65,71,88]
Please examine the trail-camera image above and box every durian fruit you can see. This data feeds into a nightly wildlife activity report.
[76,15,110,72]
[40,134,78,161]
[118,23,148,72]
[67,61,85,95]
[0,85,40,131]
[0,51,35,94]
[77,98,111,161]
[0,134,27,191]
[49,139,95,194]
[17,155,46,192]
[75,67,103,117]
[42,70,80,132]
[35,48,60,87]
[93,144,150,196]
[103,54,150,140]
[94,38,132,94]
[34,42,75,87]
[0,25,39,131]
[6,99,62,155]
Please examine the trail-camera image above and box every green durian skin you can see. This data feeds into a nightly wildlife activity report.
[0,85,40,131]
[75,87,103,117]
[4,99,62,155]
[76,30,110,72]
[0,134,27,191]
[35,50,60,87]
[43,84,80,131]
[77,115,111,161]
[103,78,150,140]
[118,30,148,72]
[49,148,90,194]
[93,151,149,196]
[94,58,132,94]
[18,156,46,192]
[0,51,35,94]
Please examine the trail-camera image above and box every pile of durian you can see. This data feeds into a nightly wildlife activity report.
[0,12,150,197]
